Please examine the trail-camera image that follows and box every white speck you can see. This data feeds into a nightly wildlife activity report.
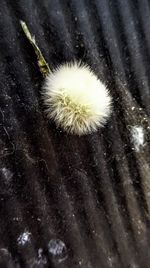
[131,126,145,152]
[17,230,31,246]
[107,256,113,266]
[48,239,68,263]
[1,167,13,182]
[36,248,47,265]
[13,217,20,222]
[38,248,43,259]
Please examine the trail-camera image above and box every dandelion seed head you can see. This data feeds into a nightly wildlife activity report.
[43,62,112,135]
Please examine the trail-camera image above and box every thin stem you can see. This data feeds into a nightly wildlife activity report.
[20,20,51,77]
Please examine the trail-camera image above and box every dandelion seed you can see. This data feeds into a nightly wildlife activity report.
[43,62,112,135]
[20,21,112,135]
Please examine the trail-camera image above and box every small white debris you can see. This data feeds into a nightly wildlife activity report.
[1,168,13,182]
[131,126,145,152]
[36,248,47,265]
[17,230,31,246]
[13,217,19,222]
[48,239,67,263]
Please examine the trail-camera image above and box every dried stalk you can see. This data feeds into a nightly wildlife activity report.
[20,20,51,77]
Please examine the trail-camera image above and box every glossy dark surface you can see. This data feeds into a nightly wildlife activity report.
[0,0,150,267]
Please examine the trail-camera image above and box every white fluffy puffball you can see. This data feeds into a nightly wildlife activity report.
[42,62,112,135]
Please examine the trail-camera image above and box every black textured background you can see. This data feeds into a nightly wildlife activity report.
[0,0,150,267]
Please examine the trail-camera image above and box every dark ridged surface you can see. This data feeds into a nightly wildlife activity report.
[0,0,150,267]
